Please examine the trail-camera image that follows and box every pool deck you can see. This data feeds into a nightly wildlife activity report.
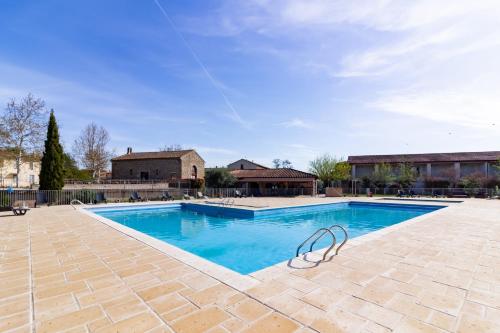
[1,197,499,332]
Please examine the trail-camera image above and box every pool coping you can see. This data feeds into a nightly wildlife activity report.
[79,198,456,292]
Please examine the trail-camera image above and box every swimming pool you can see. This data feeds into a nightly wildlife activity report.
[91,202,443,274]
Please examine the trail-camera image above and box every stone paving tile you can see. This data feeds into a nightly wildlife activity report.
[94,311,162,333]
[36,306,105,333]
[241,313,300,333]
[1,198,500,332]
[170,306,230,333]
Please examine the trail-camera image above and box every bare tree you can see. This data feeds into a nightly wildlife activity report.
[281,159,293,169]
[0,93,47,187]
[72,123,111,180]
[272,159,281,168]
[159,144,183,151]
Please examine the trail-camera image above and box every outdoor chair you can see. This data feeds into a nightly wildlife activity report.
[234,190,246,198]
[197,192,208,199]
[93,192,107,204]
[161,191,174,201]
[129,191,143,202]
[183,194,194,200]
[11,200,34,216]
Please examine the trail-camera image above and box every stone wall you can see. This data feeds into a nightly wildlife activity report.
[180,151,205,179]
[111,152,205,181]
[112,159,182,180]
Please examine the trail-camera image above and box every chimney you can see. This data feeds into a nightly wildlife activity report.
[126,147,132,154]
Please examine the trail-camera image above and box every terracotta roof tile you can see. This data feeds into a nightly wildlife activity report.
[348,151,500,164]
[112,150,194,161]
[230,168,316,179]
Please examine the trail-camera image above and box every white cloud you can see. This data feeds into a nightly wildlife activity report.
[194,0,500,130]
[281,118,313,129]
[371,84,500,129]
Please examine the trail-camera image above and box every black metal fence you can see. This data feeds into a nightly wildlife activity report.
[0,186,314,208]
[0,188,197,208]
[355,187,497,198]
[0,188,255,208]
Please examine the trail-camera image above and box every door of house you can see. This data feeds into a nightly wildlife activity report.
[140,172,149,181]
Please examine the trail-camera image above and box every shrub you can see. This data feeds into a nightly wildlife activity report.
[190,178,205,190]
[424,177,450,188]
[205,169,236,188]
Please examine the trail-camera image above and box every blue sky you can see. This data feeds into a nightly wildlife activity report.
[1,0,499,170]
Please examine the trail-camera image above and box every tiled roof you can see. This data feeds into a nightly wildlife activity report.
[348,151,500,164]
[111,150,194,161]
[230,168,316,179]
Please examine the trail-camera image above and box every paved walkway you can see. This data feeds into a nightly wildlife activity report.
[0,198,499,332]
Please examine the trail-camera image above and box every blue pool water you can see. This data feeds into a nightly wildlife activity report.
[91,202,442,274]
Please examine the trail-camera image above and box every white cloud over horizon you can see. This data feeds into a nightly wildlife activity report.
[187,0,500,132]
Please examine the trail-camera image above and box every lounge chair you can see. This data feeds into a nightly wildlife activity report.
[397,189,410,197]
[94,192,107,204]
[234,190,246,198]
[183,194,194,200]
[161,191,174,201]
[197,192,208,199]
[11,200,34,216]
[129,192,143,202]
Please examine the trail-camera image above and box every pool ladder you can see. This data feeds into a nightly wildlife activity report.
[296,225,348,261]
[215,198,235,216]
[70,199,86,210]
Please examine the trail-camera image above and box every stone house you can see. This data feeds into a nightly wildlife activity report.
[111,148,205,181]
[0,150,41,188]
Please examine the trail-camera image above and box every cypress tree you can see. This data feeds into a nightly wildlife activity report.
[39,110,64,190]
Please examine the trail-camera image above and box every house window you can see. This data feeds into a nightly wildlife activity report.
[129,169,133,176]
[155,169,159,176]
[191,165,198,179]
[29,175,35,184]
[29,162,34,170]
[240,164,244,169]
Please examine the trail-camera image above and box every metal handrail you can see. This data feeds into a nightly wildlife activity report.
[309,225,348,256]
[70,199,86,210]
[296,228,337,261]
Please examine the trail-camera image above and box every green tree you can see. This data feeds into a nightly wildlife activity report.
[205,168,236,188]
[494,159,500,172]
[397,163,417,187]
[39,110,64,190]
[309,154,348,186]
[332,161,351,184]
[371,163,395,188]
[62,153,92,181]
